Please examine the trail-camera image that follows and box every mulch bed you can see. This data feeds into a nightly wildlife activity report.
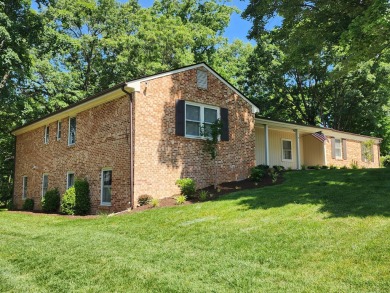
[5,176,285,217]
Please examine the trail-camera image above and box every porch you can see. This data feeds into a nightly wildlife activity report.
[255,118,327,169]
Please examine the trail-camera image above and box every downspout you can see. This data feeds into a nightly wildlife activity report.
[11,136,16,207]
[121,86,135,209]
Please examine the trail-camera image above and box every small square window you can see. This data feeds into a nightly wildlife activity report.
[197,70,207,89]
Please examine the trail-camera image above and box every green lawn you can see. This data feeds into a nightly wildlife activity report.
[1,169,390,292]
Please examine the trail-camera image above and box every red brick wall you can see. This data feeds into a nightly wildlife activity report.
[13,96,132,213]
[132,69,256,202]
[325,138,380,168]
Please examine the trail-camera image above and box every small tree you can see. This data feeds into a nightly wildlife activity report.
[201,119,223,189]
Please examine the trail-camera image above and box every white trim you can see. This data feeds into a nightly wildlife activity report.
[295,129,301,170]
[264,124,269,166]
[185,101,220,139]
[44,125,49,144]
[22,176,27,200]
[68,117,76,146]
[334,138,342,160]
[41,174,49,198]
[281,139,293,162]
[100,168,112,206]
[56,120,62,141]
[125,63,259,114]
[66,171,75,189]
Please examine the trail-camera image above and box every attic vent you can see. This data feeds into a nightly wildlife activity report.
[197,70,208,89]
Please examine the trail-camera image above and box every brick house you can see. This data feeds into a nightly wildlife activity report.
[11,63,381,213]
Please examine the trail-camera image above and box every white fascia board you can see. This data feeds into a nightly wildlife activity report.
[127,63,260,114]
[12,89,125,136]
[255,118,382,143]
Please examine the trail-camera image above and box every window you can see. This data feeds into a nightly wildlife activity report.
[335,139,342,159]
[282,139,292,161]
[68,117,76,145]
[197,70,207,89]
[185,102,219,138]
[67,172,75,189]
[44,126,49,144]
[57,120,62,140]
[101,169,112,205]
[361,142,374,162]
[42,174,49,197]
[22,176,27,199]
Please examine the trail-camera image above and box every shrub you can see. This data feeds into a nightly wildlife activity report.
[350,160,359,169]
[22,198,34,211]
[340,165,348,169]
[6,200,14,211]
[273,165,285,172]
[175,195,186,205]
[268,169,279,183]
[256,164,269,170]
[61,187,76,215]
[175,178,196,197]
[138,194,152,206]
[314,165,321,170]
[249,167,266,182]
[329,165,337,169]
[151,198,159,208]
[321,165,329,169]
[42,188,60,213]
[301,164,307,170]
[199,190,209,201]
[381,155,390,168]
[74,179,90,215]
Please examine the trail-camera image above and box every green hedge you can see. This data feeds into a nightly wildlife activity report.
[42,188,60,213]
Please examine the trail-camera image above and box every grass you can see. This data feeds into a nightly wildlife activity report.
[1,168,390,292]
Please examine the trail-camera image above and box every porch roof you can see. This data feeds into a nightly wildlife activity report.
[255,117,382,144]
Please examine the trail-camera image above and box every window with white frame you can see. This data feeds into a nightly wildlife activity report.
[57,120,62,140]
[335,139,342,159]
[67,172,75,189]
[197,70,208,89]
[44,126,49,144]
[282,139,292,161]
[101,169,112,205]
[42,174,49,197]
[68,117,76,145]
[22,176,27,199]
[185,102,219,138]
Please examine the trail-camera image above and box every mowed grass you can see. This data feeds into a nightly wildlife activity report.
[1,169,390,292]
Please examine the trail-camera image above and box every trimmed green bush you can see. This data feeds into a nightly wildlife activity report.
[61,187,76,215]
[175,178,196,197]
[249,167,266,182]
[22,198,34,211]
[74,179,90,215]
[42,188,60,213]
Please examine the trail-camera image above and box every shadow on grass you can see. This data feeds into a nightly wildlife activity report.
[222,168,390,218]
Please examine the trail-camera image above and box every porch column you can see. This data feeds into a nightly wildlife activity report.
[295,129,301,170]
[264,124,270,166]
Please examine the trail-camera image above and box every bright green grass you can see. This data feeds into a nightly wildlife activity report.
[1,168,390,292]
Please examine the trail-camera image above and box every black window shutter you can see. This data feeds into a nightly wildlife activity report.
[220,108,229,141]
[342,139,347,160]
[331,138,335,159]
[175,100,185,136]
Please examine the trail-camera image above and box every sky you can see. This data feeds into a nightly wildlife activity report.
[32,0,282,43]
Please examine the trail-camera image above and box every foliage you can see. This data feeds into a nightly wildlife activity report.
[273,165,285,172]
[42,188,60,213]
[74,179,90,215]
[138,195,152,206]
[329,165,337,170]
[198,190,209,202]
[150,198,159,208]
[175,195,186,205]
[268,168,279,184]
[175,178,196,197]
[6,199,14,210]
[362,139,374,162]
[22,198,34,211]
[61,187,75,215]
[350,160,359,170]
[381,155,390,168]
[1,169,390,292]
[249,167,266,182]
[243,0,390,153]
